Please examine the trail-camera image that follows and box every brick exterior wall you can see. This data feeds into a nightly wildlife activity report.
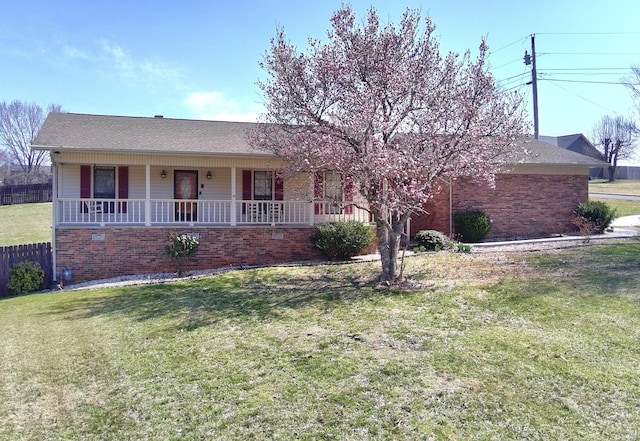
[55,227,326,284]
[412,174,588,240]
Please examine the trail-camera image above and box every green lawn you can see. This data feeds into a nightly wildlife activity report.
[1,243,639,440]
[0,202,52,246]
[589,179,640,196]
[591,198,640,217]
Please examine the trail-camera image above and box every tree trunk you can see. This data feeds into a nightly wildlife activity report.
[376,219,402,282]
[607,166,616,182]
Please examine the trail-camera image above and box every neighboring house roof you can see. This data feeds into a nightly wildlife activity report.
[515,137,607,167]
[539,134,604,162]
[33,113,267,157]
[33,113,606,167]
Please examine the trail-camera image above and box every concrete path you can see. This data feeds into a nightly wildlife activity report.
[611,215,640,227]
[590,193,640,201]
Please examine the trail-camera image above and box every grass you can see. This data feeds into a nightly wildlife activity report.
[1,242,639,440]
[589,179,640,196]
[591,197,640,217]
[0,202,52,246]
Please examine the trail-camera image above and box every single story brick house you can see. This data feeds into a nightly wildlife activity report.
[411,137,606,239]
[33,113,605,284]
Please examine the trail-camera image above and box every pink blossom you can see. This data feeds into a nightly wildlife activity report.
[249,6,530,282]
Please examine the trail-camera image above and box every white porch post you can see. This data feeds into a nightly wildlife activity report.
[230,166,237,226]
[309,202,315,226]
[309,174,315,226]
[145,164,151,226]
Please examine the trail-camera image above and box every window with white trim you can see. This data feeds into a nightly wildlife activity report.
[253,171,273,200]
[324,172,344,214]
[93,166,115,199]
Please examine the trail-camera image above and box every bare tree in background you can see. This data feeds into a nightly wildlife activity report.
[591,114,637,182]
[624,66,640,120]
[0,101,63,183]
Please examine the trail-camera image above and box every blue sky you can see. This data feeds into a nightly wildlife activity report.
[2,0,640,142]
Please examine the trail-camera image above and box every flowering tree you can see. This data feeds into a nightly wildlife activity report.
[250,6,529,282]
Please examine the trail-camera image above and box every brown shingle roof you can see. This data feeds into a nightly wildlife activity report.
[515,137,607,167]
[33,113,268,157]
[33,113,607,167]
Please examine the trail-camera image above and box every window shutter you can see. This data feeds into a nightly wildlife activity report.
[242,170,252,200]
[80,165,91,213]
[344,175,354,215]
[314,172,324,215]
[274,171,284,201]
[80,165,91,198]
[242,170,252,214]
[118,166,128,214]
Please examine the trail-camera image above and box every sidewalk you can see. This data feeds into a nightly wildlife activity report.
[471,216,639,251]
[611,214,640,227]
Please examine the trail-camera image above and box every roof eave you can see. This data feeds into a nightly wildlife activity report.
[31,144,275,158]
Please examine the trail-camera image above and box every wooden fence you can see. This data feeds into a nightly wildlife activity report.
[0,183,52,205]
[0,242,53,297]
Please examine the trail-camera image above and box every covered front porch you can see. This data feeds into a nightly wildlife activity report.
[51,159,370,227]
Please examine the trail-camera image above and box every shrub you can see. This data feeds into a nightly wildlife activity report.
[412,245,427,253]
[165,233,200,275]
[573,201,617,234]
[454,210,492,243]
[414,230,454,251]
[312,221,375,260]
[456,243,473,253]
[7,261,45,296]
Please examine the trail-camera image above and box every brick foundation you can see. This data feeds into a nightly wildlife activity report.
[412,174,588,240]
[55,227,326,284]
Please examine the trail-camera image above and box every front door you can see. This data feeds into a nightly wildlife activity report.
[174,170,198,221]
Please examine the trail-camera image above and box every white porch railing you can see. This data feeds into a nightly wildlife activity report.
[58,199,147,225]
[151,199,233,224]
[55,198,372,226]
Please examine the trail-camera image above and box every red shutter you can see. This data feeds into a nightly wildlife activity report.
[314,172,324,215]
[242,170,252,200]
[80,165,91,213]
[274,171,284,201]
[242,170,252,214]
[80,165,91,198]
[344,175,354,215]
[118,166,128,214]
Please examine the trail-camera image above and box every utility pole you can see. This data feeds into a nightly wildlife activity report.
[524,34,539,139]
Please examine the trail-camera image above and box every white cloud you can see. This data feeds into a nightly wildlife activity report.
[184,91,263,122]
[100,40,185,86]
[63,45,91,60]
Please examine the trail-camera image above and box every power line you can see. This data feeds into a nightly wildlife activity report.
[488,35,529,55]
[540,71,632,77]
[539,78,640,85]
[535,32,640,36]
[541,67,631,71]
[497,72,528,86]
[491,57,526,70]
[540,52,640,56]
[501,83,528,93]
[546,80,617,113]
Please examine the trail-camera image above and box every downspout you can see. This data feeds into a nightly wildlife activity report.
[51,152,58,285]
[436,176,454,237]
[449,178,453,237]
